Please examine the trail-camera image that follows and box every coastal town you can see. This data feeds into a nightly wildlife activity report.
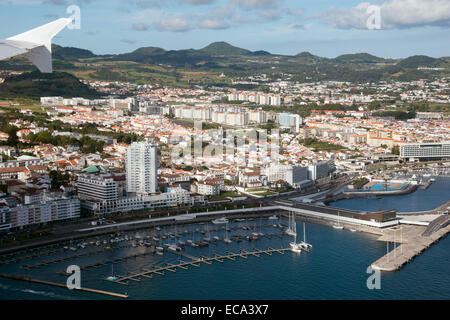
[1,0,450,304]
[0,74,449,232]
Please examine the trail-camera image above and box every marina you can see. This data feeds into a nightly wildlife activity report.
[110,247,294,286]
[0,177,449,299]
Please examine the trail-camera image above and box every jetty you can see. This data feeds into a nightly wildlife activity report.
[0,273,128,299]
[371,215,450,272]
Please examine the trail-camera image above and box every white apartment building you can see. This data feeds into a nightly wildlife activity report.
[77,174,119,214]
[4,196,80,230]
[126,142,158,195]
[197,182,221,196]
[265,165,309,187]
[400,143,450,161]
[307,161,336,181]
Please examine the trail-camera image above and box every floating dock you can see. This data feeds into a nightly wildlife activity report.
[110,247,293,285]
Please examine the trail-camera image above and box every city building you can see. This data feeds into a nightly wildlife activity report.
[307,161,336,181]
[265,164,309,188]
[400,143,450,162]
[126,142,158,195]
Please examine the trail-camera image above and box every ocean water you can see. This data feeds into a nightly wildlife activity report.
[0,178,449,300]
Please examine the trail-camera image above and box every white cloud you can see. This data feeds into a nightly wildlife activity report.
[323,0,450,29]
[153,16,194,32]
[230,0,283,11]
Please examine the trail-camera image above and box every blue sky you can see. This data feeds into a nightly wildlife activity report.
[0,0,449,58]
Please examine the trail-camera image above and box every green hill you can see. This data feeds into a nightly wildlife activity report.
[52,44,96,60]
[113,46,167,63]
[198,41,252,56]
[334,53,385,64]
[0,71,102,99]
[397,55,437,68]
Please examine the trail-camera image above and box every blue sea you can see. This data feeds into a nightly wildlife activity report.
[0,178,449,300]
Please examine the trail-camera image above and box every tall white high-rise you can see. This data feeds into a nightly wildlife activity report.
[126,142,158,194]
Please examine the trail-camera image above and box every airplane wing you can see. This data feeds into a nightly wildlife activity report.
[0,18,72,73]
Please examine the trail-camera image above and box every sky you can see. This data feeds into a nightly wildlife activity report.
[0,0,449,58]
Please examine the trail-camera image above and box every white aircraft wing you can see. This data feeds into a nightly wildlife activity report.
[0,18,72,73]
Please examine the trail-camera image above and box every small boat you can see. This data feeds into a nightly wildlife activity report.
[212,217,229,225]
[70,247,77,251]
[153,236,160,241]
[246,235,251,241]
[178,240,185,246]
[104,246,111,250]
[155,246,163,251]
[350,228,357,232]
[213,236,220,241]
[105,265,118,281]
[223,238,232,244]
[289,242,302,253]
[203,237,211,242]
[156,251,163,256]
[268,215,278,220]
[155,227,161,231]
[234,218,246,222]
[252,236,259,241]
[168,245,181,252]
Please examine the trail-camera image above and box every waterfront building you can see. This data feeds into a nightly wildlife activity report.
[400,143,450,162]
[77,174,119,214]
[265,165,309,188]
[126,142,158,195]
[0,194,80,230]
[307,161,336,181]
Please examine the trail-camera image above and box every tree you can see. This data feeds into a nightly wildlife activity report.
[392,145,400,155]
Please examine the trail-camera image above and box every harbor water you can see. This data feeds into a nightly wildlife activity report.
[0,178,449,300]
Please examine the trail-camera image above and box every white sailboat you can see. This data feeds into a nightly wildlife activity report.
[105,264,118,281]
[299,222,312,249]
[285,211,297,237]
[289,225,302,254]
[333,211,344,229]
[223,222,232,243]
